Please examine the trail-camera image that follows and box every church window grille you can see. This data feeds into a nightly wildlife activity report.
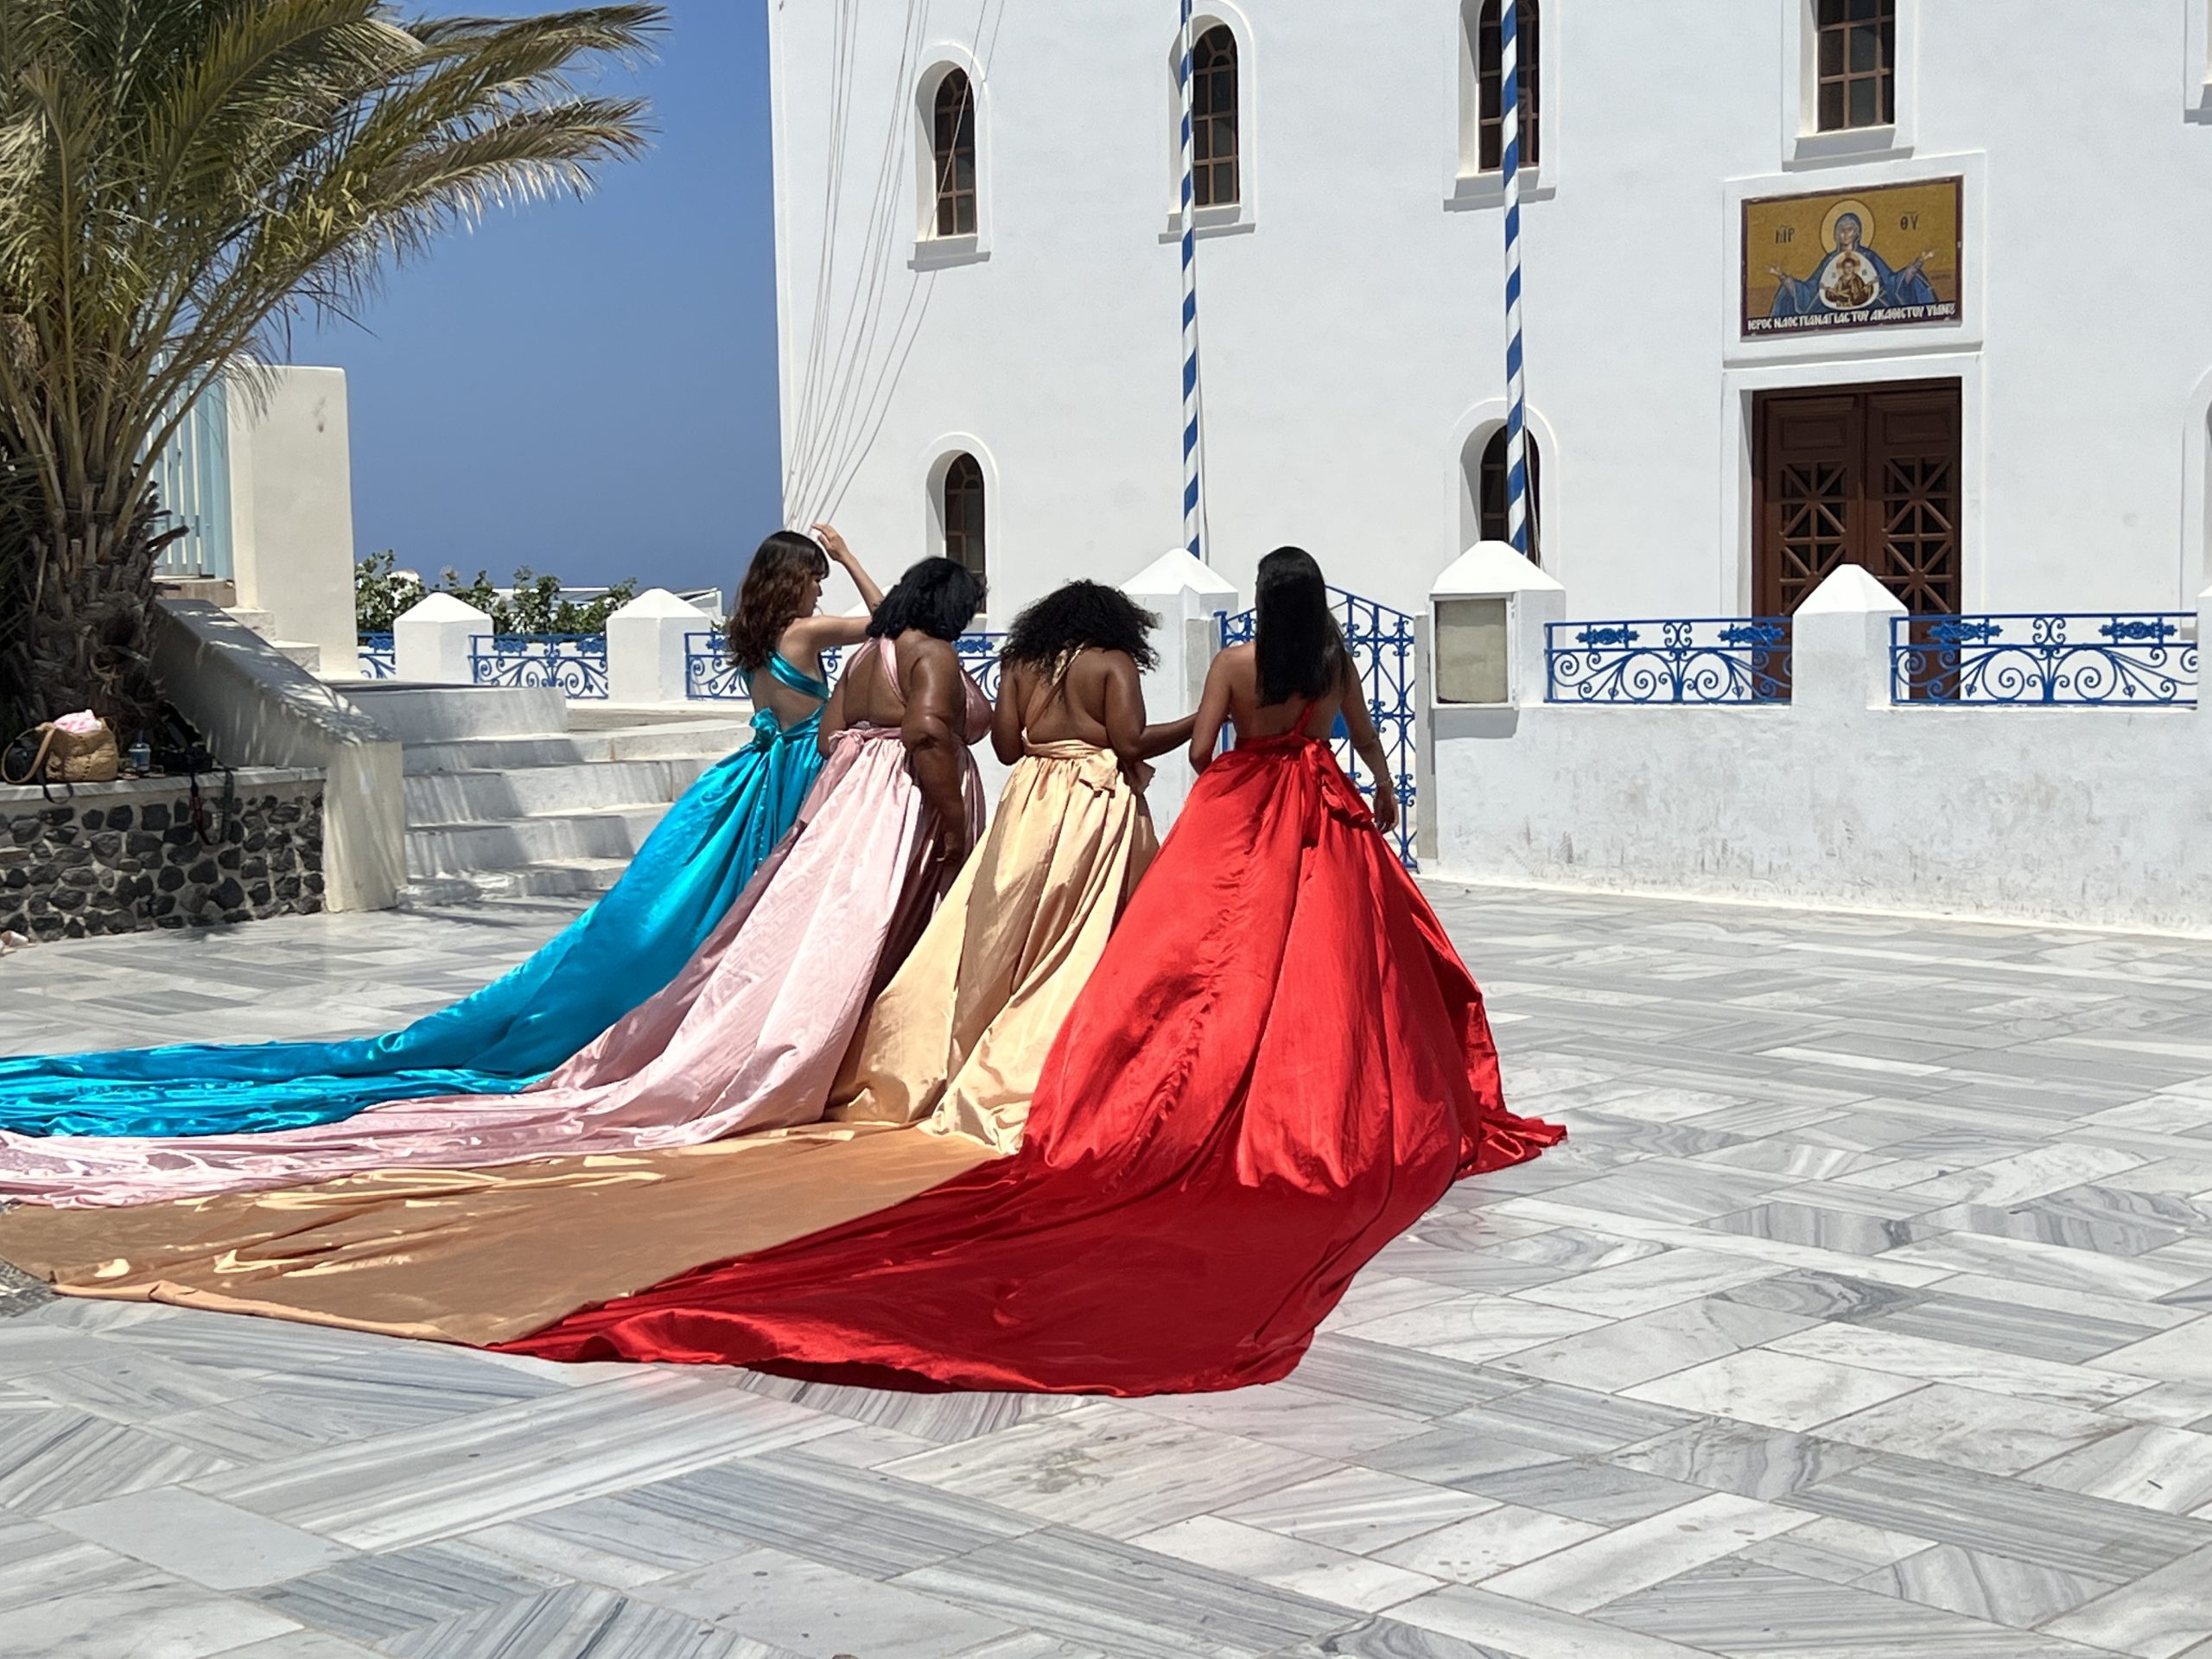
[1476,1,1541,172]
[1815,0,1895,131]
[943,454,987,580]
[1192,27,1240,208]
[932,71,977,237]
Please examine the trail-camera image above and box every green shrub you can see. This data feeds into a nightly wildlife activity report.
[357,553,639,637]
[353,550,424,634]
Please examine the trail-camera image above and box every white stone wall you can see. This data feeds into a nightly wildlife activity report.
[772,3,2212,620]
[229,366,359,675]
[1427,560,2212,933]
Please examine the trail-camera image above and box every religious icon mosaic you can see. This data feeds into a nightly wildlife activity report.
[1741,175,1962,338]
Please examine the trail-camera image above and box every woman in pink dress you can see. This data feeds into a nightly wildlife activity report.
[0,560,993,1207]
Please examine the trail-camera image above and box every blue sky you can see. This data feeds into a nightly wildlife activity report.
[305,2,778,598]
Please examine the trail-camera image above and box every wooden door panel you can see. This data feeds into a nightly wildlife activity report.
[1866,383,1961,614]
[1756,393,1863,615]
[1753,380,1960,617]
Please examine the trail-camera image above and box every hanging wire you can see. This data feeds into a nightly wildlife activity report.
[780,0,864,518]
[791,0,930,518]
[785,0,1024,531]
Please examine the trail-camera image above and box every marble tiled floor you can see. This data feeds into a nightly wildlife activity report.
[3,886,2211,1658]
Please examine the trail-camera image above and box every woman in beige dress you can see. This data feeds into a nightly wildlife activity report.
[832,580,1195,1147]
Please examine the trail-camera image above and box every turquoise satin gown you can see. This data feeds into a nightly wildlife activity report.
[0,653,832,1139]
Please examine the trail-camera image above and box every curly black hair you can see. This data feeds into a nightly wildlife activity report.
[1000,580,1160,673]
[867,557,985,642]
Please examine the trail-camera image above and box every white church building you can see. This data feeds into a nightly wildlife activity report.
[771,0,2212,623]
[767,2,2212,936]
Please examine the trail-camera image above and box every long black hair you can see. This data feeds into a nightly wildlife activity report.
[867,556,984,642]
[1001,580,1159,672]
[1253,546,1346,705]
[725,531,830,671]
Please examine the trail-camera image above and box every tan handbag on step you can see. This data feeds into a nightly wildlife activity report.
[2,719,120,787]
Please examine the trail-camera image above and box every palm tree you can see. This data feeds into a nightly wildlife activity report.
[0,1,665,728]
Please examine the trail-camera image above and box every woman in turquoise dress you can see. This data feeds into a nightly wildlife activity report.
[0,525,882,1139]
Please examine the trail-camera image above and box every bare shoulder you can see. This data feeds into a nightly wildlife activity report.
[901,632,962,675]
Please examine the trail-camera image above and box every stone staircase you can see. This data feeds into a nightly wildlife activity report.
[223,607,322,675]
[150,578,325,673]
[342,683,753,906]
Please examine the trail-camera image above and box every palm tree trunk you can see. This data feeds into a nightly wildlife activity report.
[20,495,173,730]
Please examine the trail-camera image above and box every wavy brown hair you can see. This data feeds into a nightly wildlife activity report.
[725,531,830,672]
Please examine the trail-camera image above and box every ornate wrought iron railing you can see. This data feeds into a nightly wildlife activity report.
[680,631,1008,703]
[469,633,609,700]
[1546,619,1793,704]
[1890,614,2199,706]
[1217,587,1420,869]
[956,632,1007,702]
[357,633,396,680]
[684,631,747,701]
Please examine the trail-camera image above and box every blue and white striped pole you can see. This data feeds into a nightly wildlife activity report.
[1178,0,1205,562]
[1499,0,1530,559]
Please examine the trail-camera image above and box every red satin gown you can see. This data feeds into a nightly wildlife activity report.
[502,723,1565,1395]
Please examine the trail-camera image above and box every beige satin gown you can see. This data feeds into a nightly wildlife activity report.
[832,649,1161,1150]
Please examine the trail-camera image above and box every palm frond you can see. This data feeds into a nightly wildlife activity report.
[0,0,665,718]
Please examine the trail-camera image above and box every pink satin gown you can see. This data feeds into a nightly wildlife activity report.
[0,638,990,1208]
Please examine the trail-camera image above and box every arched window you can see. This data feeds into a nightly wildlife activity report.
[1477,427,1542,563]
[931,71,977,237]
[942,454,986,579]
[1191,25,1240,207]
[1474,0,1541,172]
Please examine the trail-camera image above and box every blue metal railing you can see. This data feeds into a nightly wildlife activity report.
[956,632,1008,702]
[357,633,396,680]
[684,631,746,701]
[1890,614,2198,706]
[1217,587,1420,869]
[1547,619,1793,705]
[680,631,1009,703]
[469,633,609,700]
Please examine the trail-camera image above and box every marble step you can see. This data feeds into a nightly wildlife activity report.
[396,860,632,907]
[403,757,712,823]
[216,606,320,673]
[399,721,752,777]
[405,804,672,879]
[346,683,572,743]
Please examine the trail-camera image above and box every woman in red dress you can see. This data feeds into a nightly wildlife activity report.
[506,547,1564,1394]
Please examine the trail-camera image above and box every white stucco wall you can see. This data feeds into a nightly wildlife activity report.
[772,3,2212,621]
[228,366,359,676]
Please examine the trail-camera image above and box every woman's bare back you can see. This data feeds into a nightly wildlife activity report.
[841,631,969,733]
[1217,644,1350,741]
[749,624,832,730]
[1016,650,1126,747]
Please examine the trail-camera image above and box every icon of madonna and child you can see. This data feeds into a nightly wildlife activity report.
[1746,185,1961,337]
